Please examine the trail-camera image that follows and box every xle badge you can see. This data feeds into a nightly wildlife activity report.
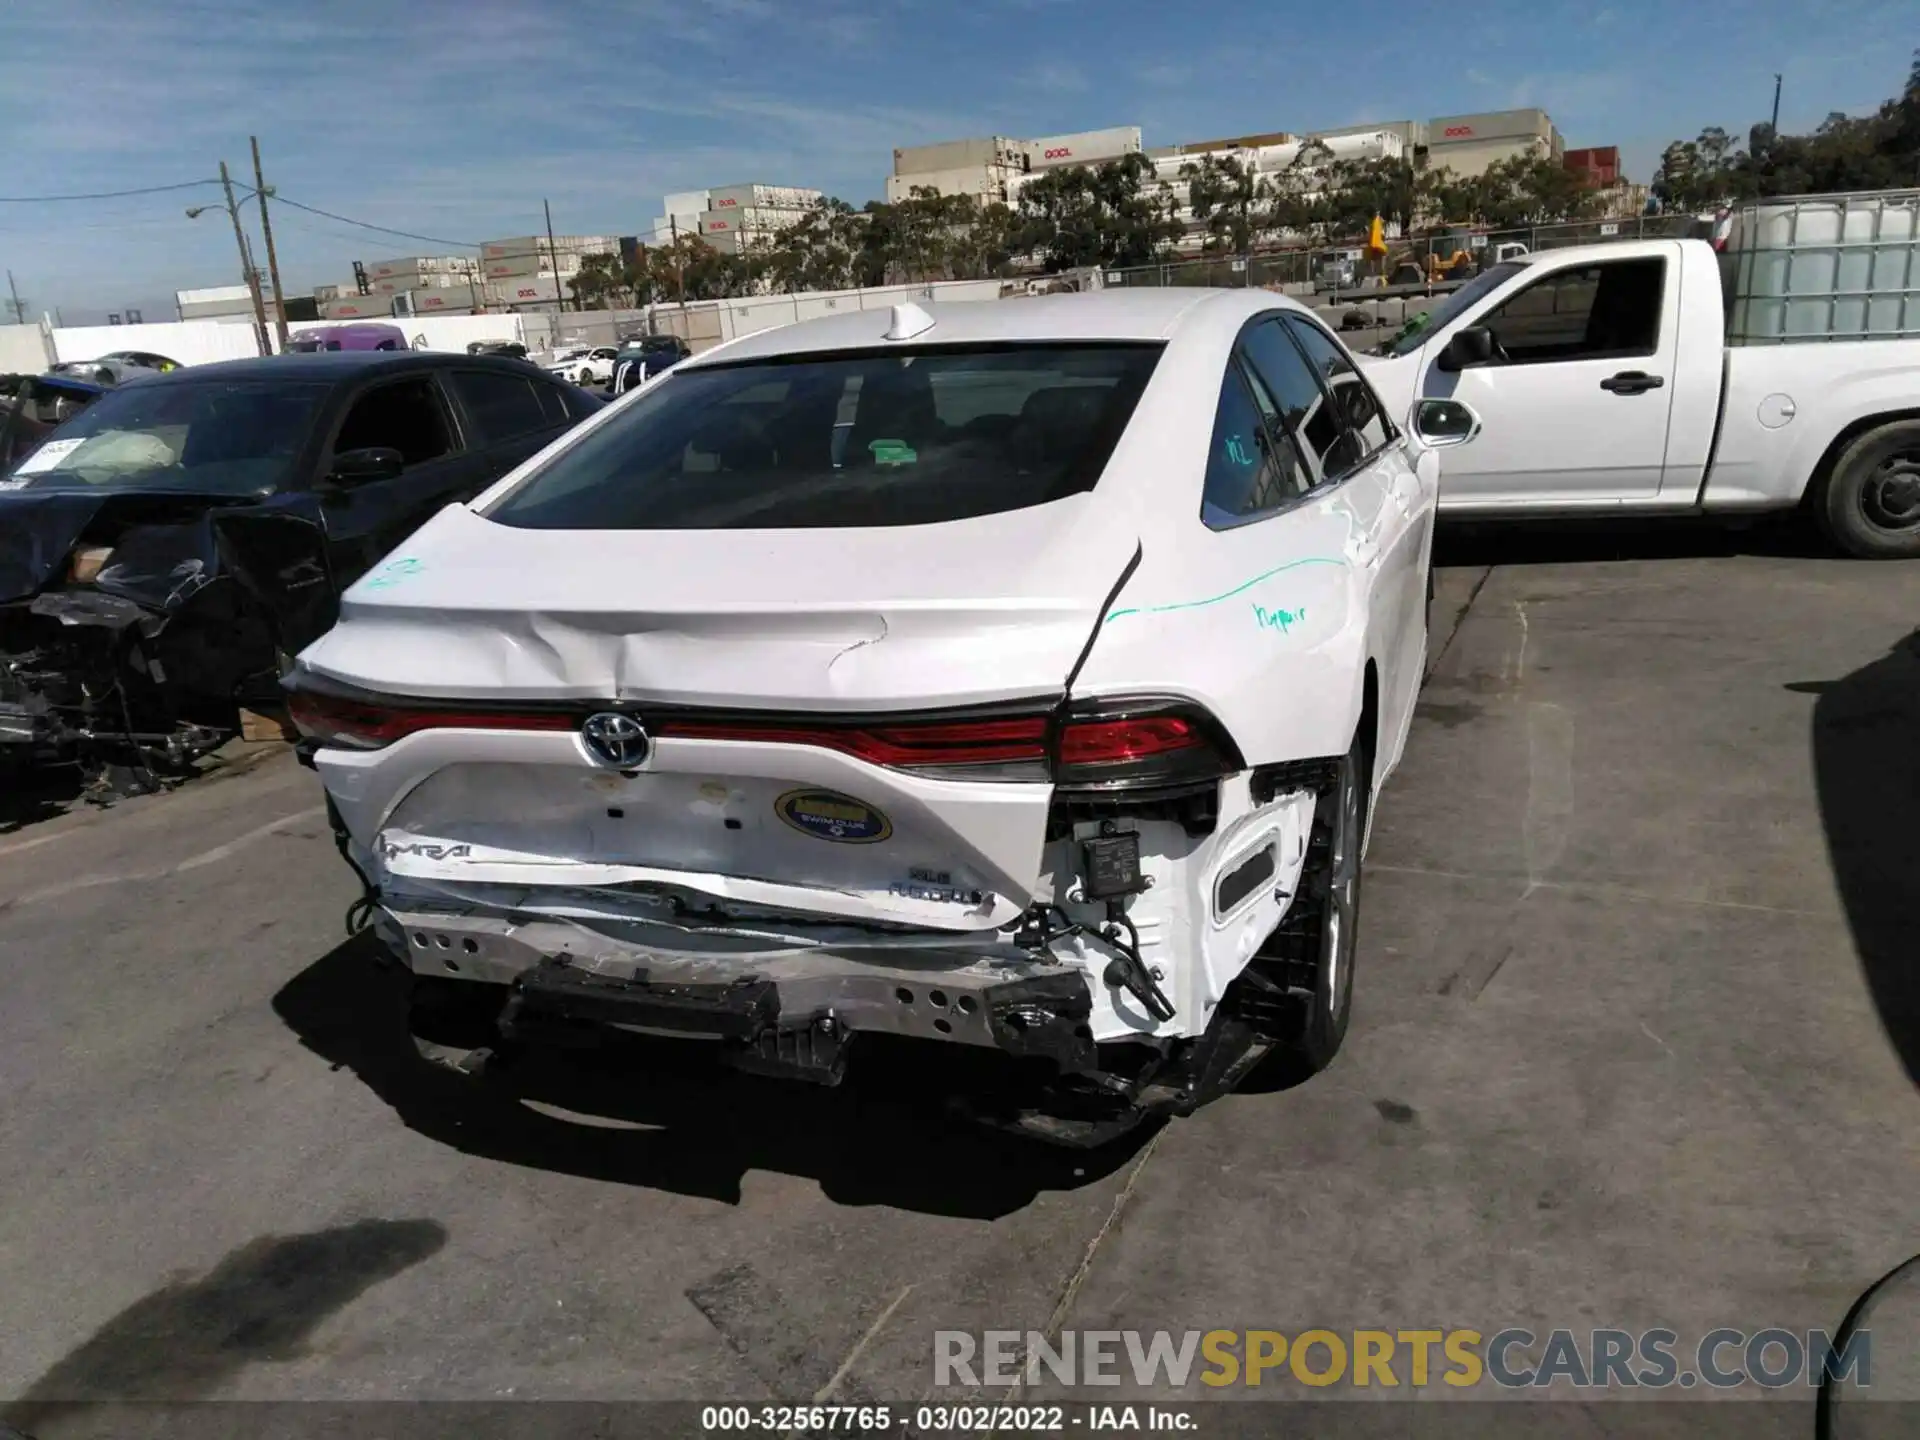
[775,789,892,843]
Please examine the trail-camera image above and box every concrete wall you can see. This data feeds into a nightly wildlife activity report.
[52,320,266,366]
[0,324,52,373]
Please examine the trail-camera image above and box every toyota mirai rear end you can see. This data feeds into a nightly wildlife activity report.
[288,290,1447,1144]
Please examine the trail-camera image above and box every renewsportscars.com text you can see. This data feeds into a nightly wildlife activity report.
[933,1327,1871,1390]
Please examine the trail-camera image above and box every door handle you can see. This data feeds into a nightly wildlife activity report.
[1600,371,1665,395]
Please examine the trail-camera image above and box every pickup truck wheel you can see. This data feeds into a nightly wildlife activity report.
[1816,421,1920,559]
[1278,731,1370,1075]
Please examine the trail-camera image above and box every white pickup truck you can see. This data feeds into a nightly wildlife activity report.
[1358,218,1920,558]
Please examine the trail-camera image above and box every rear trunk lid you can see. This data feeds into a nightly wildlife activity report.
[301,497,1136,710]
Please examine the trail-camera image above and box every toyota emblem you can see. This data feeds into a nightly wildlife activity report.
[581,712,651,768]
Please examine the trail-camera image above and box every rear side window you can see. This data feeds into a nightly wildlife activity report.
[1240,319,1340,486]
[487,343,1162,530]
[1201,359,1312,528]
[449,369,549,445]
[1280,316,1395,473]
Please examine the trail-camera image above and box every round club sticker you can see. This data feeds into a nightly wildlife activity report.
[774,789,892,843]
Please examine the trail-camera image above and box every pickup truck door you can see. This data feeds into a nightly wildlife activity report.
[1423,251,1680,504]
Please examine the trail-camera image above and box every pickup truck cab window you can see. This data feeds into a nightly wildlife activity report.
[1481,257,1666,364]
[1281,314,1396,471]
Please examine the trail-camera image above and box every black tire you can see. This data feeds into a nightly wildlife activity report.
[1811,420,1920,559]
[1279,729,1370,1074]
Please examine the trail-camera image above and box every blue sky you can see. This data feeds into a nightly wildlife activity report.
[1,0,1910,321]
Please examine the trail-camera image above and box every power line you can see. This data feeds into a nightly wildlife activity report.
[0,179,223,203]
[268,194,479,249]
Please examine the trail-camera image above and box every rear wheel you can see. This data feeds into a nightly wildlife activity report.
[1265,730,1369,1075]
[1812,420,1920,559]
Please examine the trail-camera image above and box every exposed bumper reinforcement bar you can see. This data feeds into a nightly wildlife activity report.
[380,901,1098,1081]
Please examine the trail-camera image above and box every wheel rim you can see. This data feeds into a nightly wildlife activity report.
[1322,759,1362,1019]
[1862,452,1920,533]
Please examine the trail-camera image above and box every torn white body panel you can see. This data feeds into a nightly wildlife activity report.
[362,767,1317,1043]
[322,730,1055,928]
[300,499,1138,710]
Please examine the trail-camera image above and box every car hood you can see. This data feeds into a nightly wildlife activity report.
[0,490,247,607]
[297,497,1142,710]
[1353,349,1421,430]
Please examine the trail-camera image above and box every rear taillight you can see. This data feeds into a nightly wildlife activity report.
[1053,698,1242,795]
[655,714,1051,781]
[286,684,575,750]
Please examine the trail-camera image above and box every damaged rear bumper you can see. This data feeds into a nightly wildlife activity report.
[375,900,1098,1082]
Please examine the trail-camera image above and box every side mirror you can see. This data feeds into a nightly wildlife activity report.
[1412,398,1482,448]
[1436,325,1495,372]
[327,446,404,485]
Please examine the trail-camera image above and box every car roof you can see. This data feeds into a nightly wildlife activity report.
[682,288,1293,366]
[115,351,534,384]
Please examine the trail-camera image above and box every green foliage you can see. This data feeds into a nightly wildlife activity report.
[1653,50,1920,210]
[1013,153,1184,271]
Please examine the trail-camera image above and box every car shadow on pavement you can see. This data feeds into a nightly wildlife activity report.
[1791,630,1920,1087]
[1434,512,1828,567]
[0,762,83,833]
[271,935,1147,1219]
[1,1218,445,1429]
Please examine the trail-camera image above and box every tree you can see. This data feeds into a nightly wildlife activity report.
[763,198,864,293]
[568,251,652,309]
[1016,153,1183,271]
[1179,154,1260,254]
[644,233,754,302]
[1655,50,1920,208]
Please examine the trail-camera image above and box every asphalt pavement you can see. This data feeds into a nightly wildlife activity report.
[3,517,1918,1431]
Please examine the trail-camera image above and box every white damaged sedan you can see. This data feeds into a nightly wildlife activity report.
[288,290,1476,1144]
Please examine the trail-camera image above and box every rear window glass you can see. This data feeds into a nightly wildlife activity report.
[484,343,1162,530]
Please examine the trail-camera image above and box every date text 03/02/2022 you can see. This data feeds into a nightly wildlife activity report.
[698,1405,1196,1432]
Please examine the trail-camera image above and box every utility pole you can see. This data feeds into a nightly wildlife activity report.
[1770,74,1783,134]
[250,136,290,351]
[219,161,271,355]
[4,270,23,325]
[544,197,565,312]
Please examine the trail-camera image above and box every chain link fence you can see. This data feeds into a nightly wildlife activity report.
[1103,214,1705,293]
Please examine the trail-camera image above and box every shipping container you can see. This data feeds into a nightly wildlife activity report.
[892,137,1021,177]
[479,234,618,263]
[365,255,477,279]
[706,183,822,211]
[697,205,814,231]
[402,286,480,313]
[885,165,1015,204]
[1726,189,1920,343]
[373,273,482,295]
[1174,129,1295,155]
[313,284,343,302]
[1428,108,1554,145]
[483,275,565,307]
[1564,147,1622,186]
[320,296,396,320]
[1022,125,1142,170]
[174,284,253,308]
[177,299,259,321]
[663,190,709,215]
